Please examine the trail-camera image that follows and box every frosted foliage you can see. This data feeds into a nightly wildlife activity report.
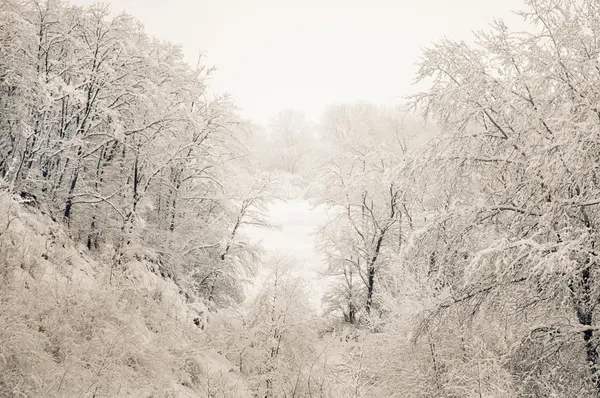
[4,0,600,397]
[0,191,248,397]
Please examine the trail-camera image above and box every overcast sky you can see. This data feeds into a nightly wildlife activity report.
[72,0,525,124]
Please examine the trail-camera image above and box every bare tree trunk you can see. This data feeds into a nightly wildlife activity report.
[348,302,356,324]
[366,265,376,315]
[63,155,80,224]
[365,235,384,315]
[572,264,600,395]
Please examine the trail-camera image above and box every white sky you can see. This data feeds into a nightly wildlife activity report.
[73,0,525,124]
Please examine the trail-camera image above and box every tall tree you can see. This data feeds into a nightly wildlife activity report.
[313,103,415,322]
[411,0,600,394]
[0,0,267,310]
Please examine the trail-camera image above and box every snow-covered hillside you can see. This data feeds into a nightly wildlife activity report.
[0,192,249,397]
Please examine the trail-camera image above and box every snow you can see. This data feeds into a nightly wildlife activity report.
[0,193,249,397]
[243,199,328,311]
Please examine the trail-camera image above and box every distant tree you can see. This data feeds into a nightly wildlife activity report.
[205,255,320,397]
[312,103,416,322]
[266,109,312,174]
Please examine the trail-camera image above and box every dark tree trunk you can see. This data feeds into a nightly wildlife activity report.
[573,265,600,394]
[64,144,83,223]
[365,234,384,314]
[169,194,177,232]
[348,302,356,324]
[169,179,181,232]
[366,265,376,315]
[87,216,98,250]
[63,166,79,223]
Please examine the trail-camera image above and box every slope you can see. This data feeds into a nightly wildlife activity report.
[0,191,249,397]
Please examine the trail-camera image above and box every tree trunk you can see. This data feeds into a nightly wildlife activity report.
[169,180,180,232]
[365,234,384,314]
[366,264,375,315]
[348,302,356,324]
[573,265,600,394]
[63,164,79,223]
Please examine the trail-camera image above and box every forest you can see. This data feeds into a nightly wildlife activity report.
[1,0,600,396]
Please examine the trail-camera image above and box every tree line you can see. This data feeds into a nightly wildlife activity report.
[0,0,273,310]
[4,0,600,396]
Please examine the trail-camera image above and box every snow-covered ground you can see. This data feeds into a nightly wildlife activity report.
[243,199,328,311]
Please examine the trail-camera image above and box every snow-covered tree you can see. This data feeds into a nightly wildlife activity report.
[266,109,313,175]
[409,0,600,394]
[0,0,271,310]
[312,103,417,323]
[206,255,321,397]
